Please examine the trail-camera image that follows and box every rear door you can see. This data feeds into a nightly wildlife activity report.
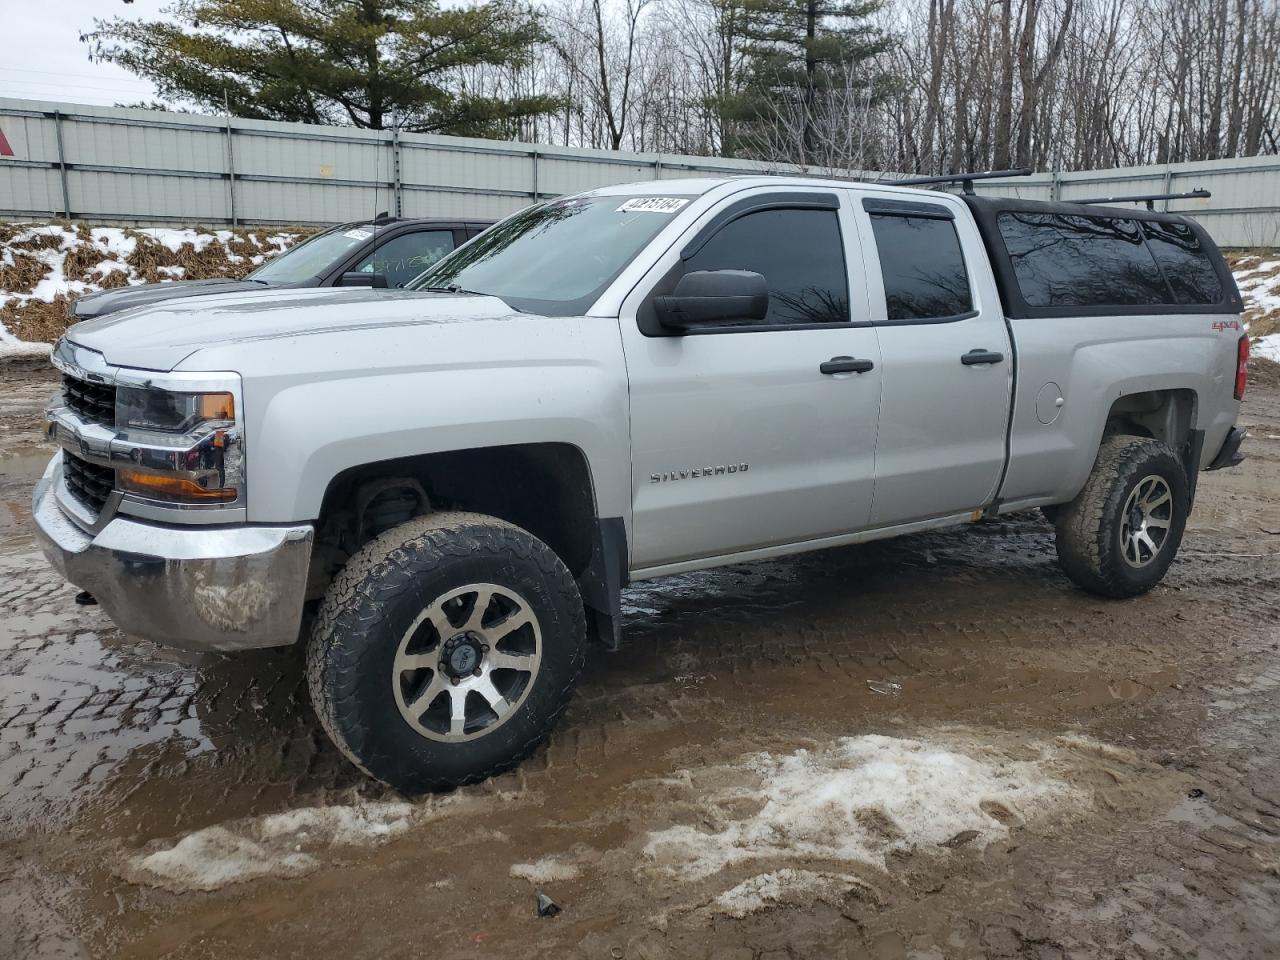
[619,187,883,570]
[851,190,1013,525]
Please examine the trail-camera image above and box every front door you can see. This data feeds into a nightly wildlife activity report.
[620,188,883,571]
[850,189,1013,526]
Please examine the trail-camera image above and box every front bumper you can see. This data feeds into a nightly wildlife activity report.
[33,454,313,652]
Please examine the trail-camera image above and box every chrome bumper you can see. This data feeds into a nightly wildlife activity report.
[32,453,314,652]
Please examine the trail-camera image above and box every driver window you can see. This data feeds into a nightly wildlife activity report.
[354,231,454,287]
[685,208,849,325]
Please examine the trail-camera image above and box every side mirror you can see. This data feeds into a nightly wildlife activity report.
[654,270,768,331]
[338,272,389,289]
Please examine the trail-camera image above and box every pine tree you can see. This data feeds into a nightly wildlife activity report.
[85,0,558,136]
[729,0,892,166]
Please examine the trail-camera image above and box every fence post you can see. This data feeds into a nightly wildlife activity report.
[52,110,71,219]
[392,126,402,217]
[224,116,238,227]
[531,150,539,201]
[1161,165,1173,212]
[654,154,662,180]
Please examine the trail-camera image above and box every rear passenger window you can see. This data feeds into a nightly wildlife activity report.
[998,213,1171,307]
[869,214,973,321]
[1140,221,1223,305]
[686,208,848,325]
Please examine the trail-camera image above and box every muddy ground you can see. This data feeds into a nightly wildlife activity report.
[2,358,1279,960]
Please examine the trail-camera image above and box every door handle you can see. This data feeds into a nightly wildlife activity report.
[961,349,1004,365]
[820,356,875,375]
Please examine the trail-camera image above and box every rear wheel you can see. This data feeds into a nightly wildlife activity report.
[1054,436,1189,598]
[306,512,586,792]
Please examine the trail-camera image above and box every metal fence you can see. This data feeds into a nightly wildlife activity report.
[2,97,1278,246]
[0,97,786,228]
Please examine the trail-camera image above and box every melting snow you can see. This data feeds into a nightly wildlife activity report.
[0,221,303,350]
[1237,258,1280,317]
[509,857,582,883]
[1256,334,1280,363]
[643,734,1081,883]
[711,869,873,917]
[125,801,427,892]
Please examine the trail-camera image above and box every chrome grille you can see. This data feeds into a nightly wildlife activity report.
[63,452,114,516]
[62,373,116,426]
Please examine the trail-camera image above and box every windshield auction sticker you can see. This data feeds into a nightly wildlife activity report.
[617,197,690,214]
[343,229,373,240]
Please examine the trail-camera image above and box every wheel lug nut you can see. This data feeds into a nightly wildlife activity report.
[451,677,460,686]
[473,667,482,677]
[481,644,489,652]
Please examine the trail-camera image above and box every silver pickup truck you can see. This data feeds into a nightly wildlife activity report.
[33,176,1248,792]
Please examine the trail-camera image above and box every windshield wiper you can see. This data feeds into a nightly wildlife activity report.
[421,283,487,296]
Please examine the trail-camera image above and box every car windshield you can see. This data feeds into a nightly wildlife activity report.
[248,224,377,283]
[408,194,695,315]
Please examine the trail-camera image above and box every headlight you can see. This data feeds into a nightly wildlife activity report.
[112,385,243,506]
[116,386,235,434]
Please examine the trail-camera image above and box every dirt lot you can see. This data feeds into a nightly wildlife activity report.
[2,358,1280,960]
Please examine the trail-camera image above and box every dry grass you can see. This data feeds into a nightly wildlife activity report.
[0,253,48,296]
[1,221,315,343]
[1228,252,1280,338]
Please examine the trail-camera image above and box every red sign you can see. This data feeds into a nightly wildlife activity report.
[0,126,13,157]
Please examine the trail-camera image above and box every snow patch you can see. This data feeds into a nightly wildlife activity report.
[127,826,319,892]
[1237,258,1280,315]
[643,734,1080,883]
[1255,334,1280,362]
[125,800,435,892]
[0,220,310,343]
[509,857,582,883]
[0,339,52,359]
[711,869,872,917]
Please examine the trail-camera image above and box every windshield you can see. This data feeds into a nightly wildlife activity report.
[249,224,376,283]
[409,194,694,314]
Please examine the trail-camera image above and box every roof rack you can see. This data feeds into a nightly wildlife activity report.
[1074,188,1210,210]
[879,168,1034,195]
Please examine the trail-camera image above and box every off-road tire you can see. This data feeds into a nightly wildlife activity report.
[1054,436,1189,598]
[306,511,586,793]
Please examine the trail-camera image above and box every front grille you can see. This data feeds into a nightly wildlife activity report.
[62,373,116,425]
[63,452,114,516]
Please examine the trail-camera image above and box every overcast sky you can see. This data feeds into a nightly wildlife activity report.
[2,0,169,107]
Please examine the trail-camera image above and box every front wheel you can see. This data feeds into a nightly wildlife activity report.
[1054,436,1189,598]
[306,512,586,793]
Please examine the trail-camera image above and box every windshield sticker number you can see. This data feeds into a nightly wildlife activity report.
[617,197,689,214]
[343,229,373,241]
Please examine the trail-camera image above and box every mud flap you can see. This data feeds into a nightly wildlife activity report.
[577,516,627,650]
[1183,429,1204,510]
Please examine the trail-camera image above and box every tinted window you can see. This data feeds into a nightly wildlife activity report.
[999,213,1172,307]
[869,214,973,320]
[354,230,454,287]
[1141,220,1223,304]
[685,208,848,325]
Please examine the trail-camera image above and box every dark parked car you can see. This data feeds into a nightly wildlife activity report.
[70,216,493,320]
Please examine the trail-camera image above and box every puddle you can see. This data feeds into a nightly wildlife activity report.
[0,450,50,547]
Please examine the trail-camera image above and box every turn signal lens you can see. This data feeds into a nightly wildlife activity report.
[1235,335,1249,401]
[117,469,238,503]
[198,392,235,421]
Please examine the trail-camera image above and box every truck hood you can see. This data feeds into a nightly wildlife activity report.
[72,278,275,319]
[65,286,518,371]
